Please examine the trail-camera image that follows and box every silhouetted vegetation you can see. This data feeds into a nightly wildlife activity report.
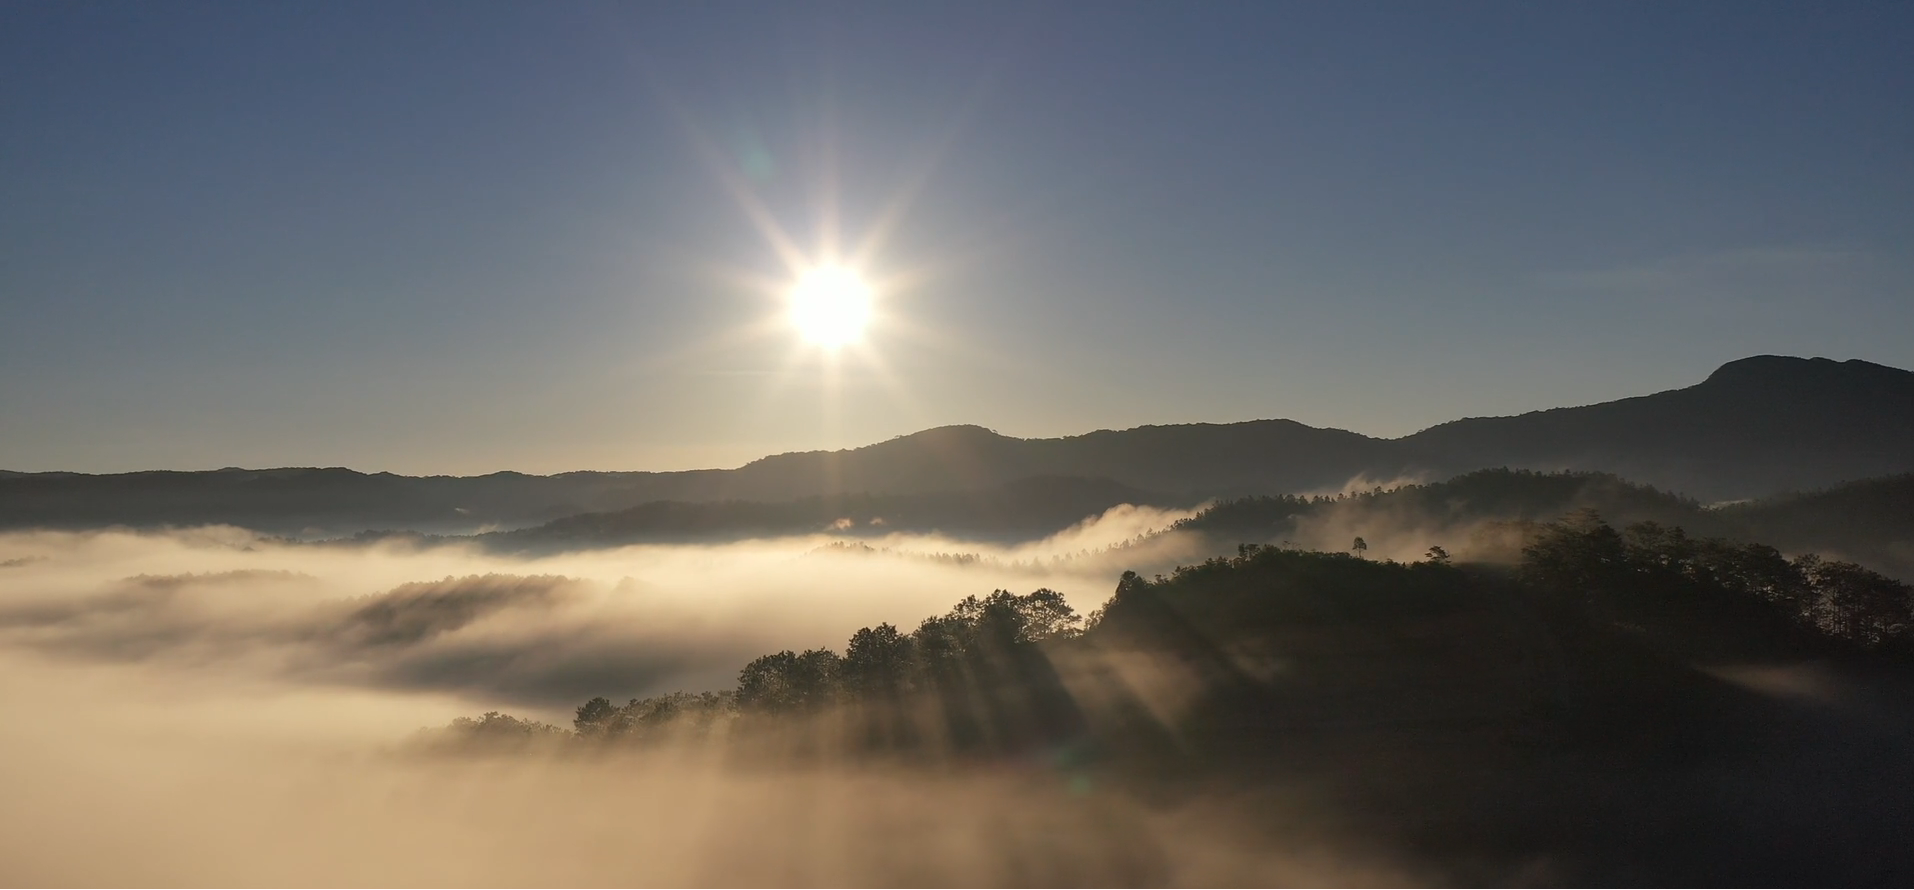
[1171,467,1914,583]
[423,513,1914,882]
[447,511,1912,758]
[423,711,569,752]
[1718,473,1914,581]
[1174,468,1705,542]
[572,691,737,741]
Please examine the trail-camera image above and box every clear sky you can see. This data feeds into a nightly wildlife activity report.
[3,1,1910,474]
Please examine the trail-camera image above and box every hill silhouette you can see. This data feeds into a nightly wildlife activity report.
[1172,468,1914,582]
[1719,473,1914,580]
[1400,356,1914,499]
[718,419,1395,500]
[2,355,1909,533]
[439,518,1914,884]
[475,476,1185,553]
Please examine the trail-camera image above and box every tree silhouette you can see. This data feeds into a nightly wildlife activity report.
[480,513,1914,775]
[738,648,843,713]
[574,696,616,735]
[842,623,914,699]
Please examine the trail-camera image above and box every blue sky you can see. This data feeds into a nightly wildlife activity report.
[3,1,1910,473]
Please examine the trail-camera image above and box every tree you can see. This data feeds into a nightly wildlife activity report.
[1007,588,1083,641]
[575,696,616,735]
[441,711,569,748]
[936,589,1085,651]
[1352,537,1369,559]
[1802,558,1914,648]
[1424,545,1451,564]
[843,623,915,699]
[1519,509,1625,594]
[738,649,842,713]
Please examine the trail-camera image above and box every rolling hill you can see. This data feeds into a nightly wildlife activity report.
[2,355,1909,533]
[1399,356,1914,499]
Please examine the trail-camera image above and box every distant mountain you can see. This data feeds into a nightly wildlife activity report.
[1399,356,1914,500]
[720,419,1396,500]
[744,355,1912,504]
[0,467,679,535]
[475,476,1184,553]
[2,355,1909,533]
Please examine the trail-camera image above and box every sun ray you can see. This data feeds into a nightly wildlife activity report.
[840,339,935,435]
[848,74,997,273]
[636,47,1050,446]
[664,103,813,277]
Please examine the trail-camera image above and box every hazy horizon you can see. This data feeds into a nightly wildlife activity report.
[6,3,1913,475]
[5,352,1901,477]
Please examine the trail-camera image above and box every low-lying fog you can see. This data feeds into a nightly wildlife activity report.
[5,504,1418,886]
[0,504,1202,716]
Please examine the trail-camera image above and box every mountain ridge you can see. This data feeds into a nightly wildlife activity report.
[3,355,1910,532]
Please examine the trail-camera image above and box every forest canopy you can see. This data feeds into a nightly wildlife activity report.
[436,511,1914,756]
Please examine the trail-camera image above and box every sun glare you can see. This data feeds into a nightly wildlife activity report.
[789,266,874,348]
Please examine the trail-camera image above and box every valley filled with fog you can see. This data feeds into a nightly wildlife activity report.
[6,467,1914,884]
[0,505,1201,716]
[0,509,1293,885]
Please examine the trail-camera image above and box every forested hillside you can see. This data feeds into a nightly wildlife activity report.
[1169,468,1914,582]
[433,513,1914,882]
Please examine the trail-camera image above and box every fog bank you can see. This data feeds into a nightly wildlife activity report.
[0,504,1200,714]
[0,504,1436,885]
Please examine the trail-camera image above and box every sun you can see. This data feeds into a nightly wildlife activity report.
[788,266,874,348]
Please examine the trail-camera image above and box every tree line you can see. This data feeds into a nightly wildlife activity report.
[434,510,1913,753]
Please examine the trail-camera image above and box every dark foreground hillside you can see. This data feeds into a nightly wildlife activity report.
[434,515,1914,885]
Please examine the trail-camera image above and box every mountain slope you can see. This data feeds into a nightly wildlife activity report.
[1721,474,1914,581]
[721,420,1397,500]
[2,354,1909,532]
[479,475,1185,552]
[1400,356,1914,499]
